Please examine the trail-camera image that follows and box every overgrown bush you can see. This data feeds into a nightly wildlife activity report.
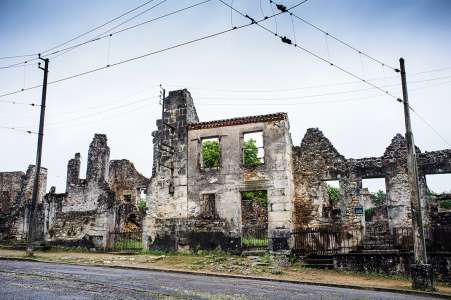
[372,190,386,206]
[138,199,147,210]
[243,138,262,167]
[365,207,375,221]
[327,185,341,206]
[242,190,268,207]
[202,140,220,168]
[439,200,451,210]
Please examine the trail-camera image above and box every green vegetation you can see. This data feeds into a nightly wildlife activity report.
[365,207,376,221]
[242,237,268,248]
[241,190,268,207]
[113,239,143,251]
[243,138,262,167]
[138,199,147,210]
[327,185,341,206]
[202,139,220,168]
[372,190,386,206]
[439,199,451,210]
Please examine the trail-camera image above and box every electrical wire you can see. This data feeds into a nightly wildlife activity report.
[41,0,158,56]
[409,106,451,147]
[186,75,451,101]
[0,1,293,100]
[219,0,401,100]
[0,99,40,106]
[0,0,211,70]
[0,125,38,135]
[289,11,398,71]
[0,0,159,67]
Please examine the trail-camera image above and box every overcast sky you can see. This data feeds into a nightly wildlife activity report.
[1,0,450,193]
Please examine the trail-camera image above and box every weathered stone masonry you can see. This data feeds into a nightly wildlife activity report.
[142,89,451,253]
[1,88,450,259]
[292,128,451,232]
[44,134,149,248]
[144,89,293,251]
[0,165,47,240]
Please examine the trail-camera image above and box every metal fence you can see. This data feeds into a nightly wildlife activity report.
[292,228,363,256]
[393,226,451,252]
[108,231,143,252]
[241,225,268,250]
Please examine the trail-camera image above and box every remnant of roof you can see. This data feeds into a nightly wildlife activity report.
[187,112,287,130]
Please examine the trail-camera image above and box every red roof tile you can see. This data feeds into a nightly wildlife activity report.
[187,112,287,130]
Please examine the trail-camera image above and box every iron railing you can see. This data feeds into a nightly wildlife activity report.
[108,231,143,252]
[292,228,363,256]
[241,225,268,250]
[393,226,451,253]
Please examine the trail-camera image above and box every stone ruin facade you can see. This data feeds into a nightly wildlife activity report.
[0,165,47,241]
[44,134,149,248]
[293,128,451,233]
[0,88,450,256]
[143,89,294,251]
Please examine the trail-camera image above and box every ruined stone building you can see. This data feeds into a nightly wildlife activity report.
[0,165,47,240]
[292,128,451,245]
[1,88,450,258]
[44,134,149,248]
[144,89,293,251]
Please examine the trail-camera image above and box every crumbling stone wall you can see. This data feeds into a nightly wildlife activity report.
[186,113,294,251]
[0,165,47,240]
[45,134,149,248]
[145,88,294,251]
[144,89,199,248]
[293,129,450,233]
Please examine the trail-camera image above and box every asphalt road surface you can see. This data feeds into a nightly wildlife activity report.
[0,259,442,300]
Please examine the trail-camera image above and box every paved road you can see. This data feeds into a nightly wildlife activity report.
[0,259,442,300]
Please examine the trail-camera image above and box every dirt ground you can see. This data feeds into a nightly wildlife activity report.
[0,249,450,295]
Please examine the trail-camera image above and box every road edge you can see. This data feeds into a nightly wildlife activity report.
[0,255,450,299]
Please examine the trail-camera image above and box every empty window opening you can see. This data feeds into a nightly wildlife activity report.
[200,193,217,219]
[243,132,264,167]
[138,188,147,201]
[123,194,132,203]
[201,137,220,169]
[324,180,340,208]
[426,174,451,210]
[362,178,386,222]
[362,178,386,207]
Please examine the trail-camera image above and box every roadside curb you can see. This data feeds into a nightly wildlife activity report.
[0,255,449,299]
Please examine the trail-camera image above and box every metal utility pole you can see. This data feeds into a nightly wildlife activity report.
[399,57,433,290]
[26,55,49,257]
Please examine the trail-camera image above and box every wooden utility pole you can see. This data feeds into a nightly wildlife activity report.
[26,55,49,257]
[399,57,433,290]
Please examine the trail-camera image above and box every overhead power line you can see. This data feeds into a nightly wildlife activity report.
[50,0,209,61]
[0,125,38,135]
[409,106,451,147]
[0,1,298,100]
[0,99,40,106]
[219,0,401,102]
[288,10,398,71]
[183,75,451,100]
[0,0,158,67]
[0,0,211,70]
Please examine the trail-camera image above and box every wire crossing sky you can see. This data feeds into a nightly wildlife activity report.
[1,0,450,192]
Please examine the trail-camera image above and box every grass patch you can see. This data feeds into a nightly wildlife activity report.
[242,237,268,248]
[113,240,143,251]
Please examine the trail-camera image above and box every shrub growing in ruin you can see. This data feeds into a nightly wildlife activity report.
[202,140,220,169]
[327,185,340,206]
[243,138,262,167]
[372,190,386,206]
